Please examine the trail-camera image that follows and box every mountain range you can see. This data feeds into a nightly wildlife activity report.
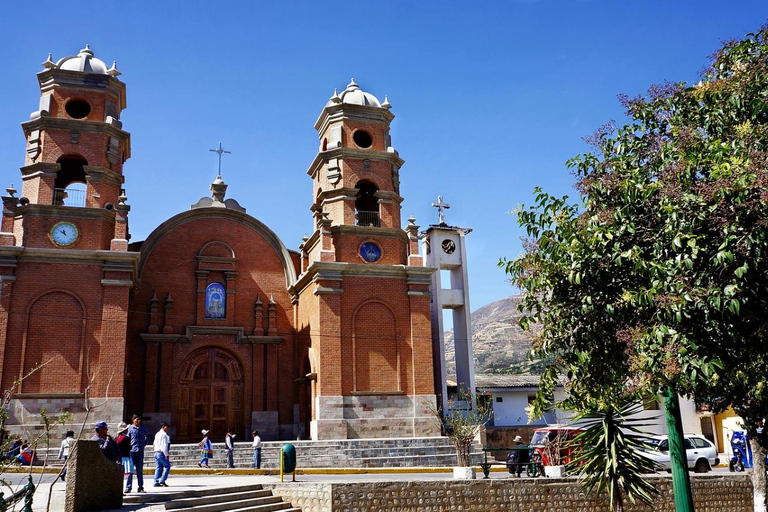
[443,295,540,376]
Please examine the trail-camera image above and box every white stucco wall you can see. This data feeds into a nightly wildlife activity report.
[489,389,700,436]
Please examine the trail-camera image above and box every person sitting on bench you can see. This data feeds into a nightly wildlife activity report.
[506,436,531,477]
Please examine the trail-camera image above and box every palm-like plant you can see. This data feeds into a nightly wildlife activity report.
[568,396,659,512]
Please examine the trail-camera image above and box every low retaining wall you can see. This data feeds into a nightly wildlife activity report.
[65,440,123,512]
[266,474,752,512]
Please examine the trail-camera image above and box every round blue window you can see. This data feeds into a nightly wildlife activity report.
[360,242,382,263]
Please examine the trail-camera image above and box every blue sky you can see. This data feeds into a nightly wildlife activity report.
[1,2,766,311]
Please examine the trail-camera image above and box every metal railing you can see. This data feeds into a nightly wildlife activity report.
[0,475,35,512]
[355,210,380,227]
[52,187,86,207]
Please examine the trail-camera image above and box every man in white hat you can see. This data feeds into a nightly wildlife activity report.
[198,429,212,468]
[506,435,531,477]
[114,422,132,493]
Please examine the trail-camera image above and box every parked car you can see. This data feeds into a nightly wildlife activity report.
[637,434,719,473]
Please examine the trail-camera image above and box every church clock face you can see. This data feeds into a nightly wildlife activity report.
[441,239,456,254]
[50,221,79,247]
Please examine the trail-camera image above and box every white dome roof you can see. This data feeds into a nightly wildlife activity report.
[54,45,110,75]
[325,79,384,108]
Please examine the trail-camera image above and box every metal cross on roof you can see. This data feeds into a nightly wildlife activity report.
[431,195,450,224]
[208,142,231,176]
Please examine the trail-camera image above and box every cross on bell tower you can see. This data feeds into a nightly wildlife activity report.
[431,195,450,225]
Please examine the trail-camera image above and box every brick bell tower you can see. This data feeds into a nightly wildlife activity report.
[0,46,138,433]
[294,79,440,440]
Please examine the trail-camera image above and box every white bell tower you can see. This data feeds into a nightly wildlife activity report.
[423,196,476,413]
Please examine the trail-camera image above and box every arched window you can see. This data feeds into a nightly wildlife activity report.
[205,282,226,319]
[54,155,87,207]
[355,180,380,227]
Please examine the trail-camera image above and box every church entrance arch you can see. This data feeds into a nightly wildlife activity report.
[176,347,243,441]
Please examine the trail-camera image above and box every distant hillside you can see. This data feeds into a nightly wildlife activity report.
[444,295,540,375]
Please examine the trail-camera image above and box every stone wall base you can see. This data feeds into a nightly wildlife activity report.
[266,475,754,512]
[5,396,124,439]
[312,394,441,440]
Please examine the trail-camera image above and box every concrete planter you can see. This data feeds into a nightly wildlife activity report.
[544,465,565,478]
[453,467,477,479]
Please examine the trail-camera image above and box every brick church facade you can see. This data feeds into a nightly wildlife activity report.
[0,46,446,441]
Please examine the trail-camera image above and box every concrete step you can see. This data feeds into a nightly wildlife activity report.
[37,436,479,469]
[124,484,298,512]
[124,484,264,505]
[168,494,288,512]
[165,489,274,509]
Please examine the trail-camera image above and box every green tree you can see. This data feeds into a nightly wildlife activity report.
[502,24,768,512]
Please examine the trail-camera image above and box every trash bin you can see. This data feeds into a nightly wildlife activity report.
[281,443,296,474]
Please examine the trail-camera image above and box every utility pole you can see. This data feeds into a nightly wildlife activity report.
[664,386,695,512]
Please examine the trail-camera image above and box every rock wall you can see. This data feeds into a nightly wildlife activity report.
[65,440,123,512]
[268,474,752,512]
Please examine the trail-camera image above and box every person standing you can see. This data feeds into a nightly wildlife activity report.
[114,422,132,492]
[252,430,262,469]
[57,430,75,481]
[126,414,148,493]
[225,428,236,468]
[198,429,212,468]
[153,422,171,487]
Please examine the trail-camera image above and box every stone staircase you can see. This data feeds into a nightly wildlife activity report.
[122,484,302,512]
[36,436,483,469]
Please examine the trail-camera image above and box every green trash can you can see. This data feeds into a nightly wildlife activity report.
[281,443,296,478]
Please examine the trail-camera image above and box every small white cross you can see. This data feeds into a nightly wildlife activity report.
[431,195,450,224]
[209,142,231,176]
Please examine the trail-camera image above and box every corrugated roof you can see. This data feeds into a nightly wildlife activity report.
[446,373,553,389]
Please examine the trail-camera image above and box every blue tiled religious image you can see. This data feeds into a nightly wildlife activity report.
[205,282,226,318]
[360,242,381,262]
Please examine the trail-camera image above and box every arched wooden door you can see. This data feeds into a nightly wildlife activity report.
[177,347,243,441]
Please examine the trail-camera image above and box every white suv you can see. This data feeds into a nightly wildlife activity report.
[638,434,720,473]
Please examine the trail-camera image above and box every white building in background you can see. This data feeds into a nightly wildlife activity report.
[472,374,723,451]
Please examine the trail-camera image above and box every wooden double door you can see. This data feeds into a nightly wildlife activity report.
[177,347,243,441]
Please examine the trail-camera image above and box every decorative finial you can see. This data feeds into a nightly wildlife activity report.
[330,88,341,104]
[6,184,17,197]
[346,78,359,90]
[269,293,275,304]
[431,195,451,225]
[208,142,231,177]
[118,193,127,205]
[79,44,94,57]
[408,215,416,226]
[382,95,391,109]
[107,60,121,77]
[42,53,56,69]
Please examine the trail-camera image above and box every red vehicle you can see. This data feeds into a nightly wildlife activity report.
[529,426,583,466]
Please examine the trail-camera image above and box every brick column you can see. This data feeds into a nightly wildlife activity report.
[97,280,131,399]
[0,275,16,390]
